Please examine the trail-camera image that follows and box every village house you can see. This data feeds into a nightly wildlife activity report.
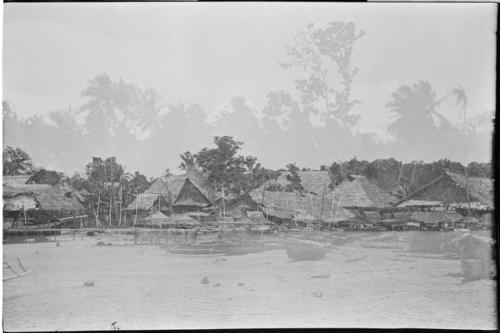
[125,170,218,220]
[3,175,85,229]
[212,175,354,228]
[324,174,398,230]
[393,170,493,229]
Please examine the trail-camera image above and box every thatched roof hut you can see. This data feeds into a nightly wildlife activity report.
[173,172,218,212]
[327,175,398,210]
[445,171,493,207]
[126,193,166,211]
[3,176,84,212]
[138,211,169,227]
[396,170,493,210]
[3,175,31,187]
[126,170,217,213]
[126,174,187,211]
[220,188,354,223]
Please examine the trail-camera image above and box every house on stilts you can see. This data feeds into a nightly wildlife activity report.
[393,169,493,230]
[124,169,218,226]
[3,175,86,230]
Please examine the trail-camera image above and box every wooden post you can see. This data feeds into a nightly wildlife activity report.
[465,170,472,216]
[320,184,326,218]
[23,206,27,226]
[334,194,342,219]
[108,187,112,228]
[331,194,335,217]
[96,190,101,228]
[134,191,139,228]
[310,193,314,216]
[222,188,227,229]
[293,194,298,228]
[119,181,123,227]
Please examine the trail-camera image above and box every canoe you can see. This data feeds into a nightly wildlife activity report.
[159,241,263,256]
[159,242,224,255]
[223,243,265,256]
[247,225,273,235]
[3,269,32,281]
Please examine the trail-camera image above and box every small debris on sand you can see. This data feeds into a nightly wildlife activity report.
[213,258,227,263]
[83,280,95,287]
[310,274,330,279]
[201,276,209,284]
[111,321,119,330]
[312,291,322,298]
[56,242,60,247]
[97,241,106,246]
[212,283,221,287]
[250,288,255,292]
[107,243,113,246]
[237,282,245,287]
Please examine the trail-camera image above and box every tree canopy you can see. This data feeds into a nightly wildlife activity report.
[3,146,35,176]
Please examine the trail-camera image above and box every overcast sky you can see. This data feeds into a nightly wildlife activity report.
[3,2,496,138]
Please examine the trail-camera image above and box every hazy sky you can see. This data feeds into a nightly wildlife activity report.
[3,3,496,138]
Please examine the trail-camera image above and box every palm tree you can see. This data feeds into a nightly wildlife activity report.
[451,86,468,133]
[387,81,443,148]
[80,74,117,130]
[135,87,166,137]
[48,106,80,134]
[80,74,139,136]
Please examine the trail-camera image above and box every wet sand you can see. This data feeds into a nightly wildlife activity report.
[3,231,496,330]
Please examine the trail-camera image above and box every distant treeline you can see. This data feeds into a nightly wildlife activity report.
[2,21,493,176]
[320,157,491,195]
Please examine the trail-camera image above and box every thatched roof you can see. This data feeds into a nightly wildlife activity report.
[126,173,191,211]
[247,211,269,224]
[247,188,354,221]
[162,214,199,225]
[3,181,84,212]
[126,170,217,210]
[260,170,332,195]
[126,193,161,211]
[327,175,398,209]
[139,211,169,226]
[184,171,218,203]
[3,175,31,187]
[444,171,493,208]
[397,200,443,208]
[398,171,493,209]
[174,196,208,207]
[293,210,317,222]
[410,211,463,224]
[449,201,489,211]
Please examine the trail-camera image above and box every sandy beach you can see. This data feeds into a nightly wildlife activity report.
[3,231,496,331]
